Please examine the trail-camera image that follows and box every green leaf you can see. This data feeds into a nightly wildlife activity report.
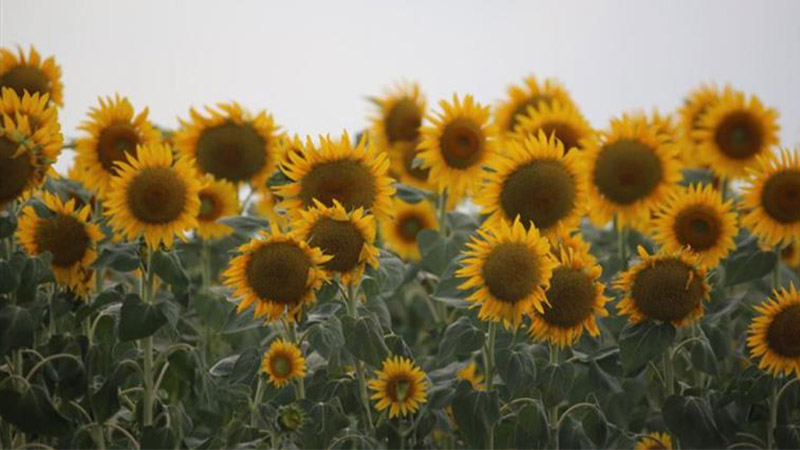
[581,406,609,447]
[266,170,292,189]
[437,316,484,361]
[725,240,777,286]
[118,293,167,341]
[451,383,501,449]
[219,215,269,234]
[618,321,676,376]
[141,425,176,449]
[15,253,53,303]
[418,229,469,276]
[496,344,536,397]
[690,337,719,376]
[75,284,124,323]
[776,425,800,450]
[151,249,190,289]
[89,359,137,421]
[663,395,725,449]
[341,314,390,367]
[0,305,35,357]
[0,209,17,238]
[539,363,574,407]
[93,242,140,272]
[514,401,549,449]
[307,315,345,359]
[0,260,19,294]
[0,385,71,436]
[394,183,429,204]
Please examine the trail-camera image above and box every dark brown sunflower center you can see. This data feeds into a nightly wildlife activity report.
[396,213,427,243]
[97,122,140,173]
[540,121,581,152]
[195,122,267,182]
[630,258,704,322]
[270,354,292,377]
[673,205,722,251]
[482,242,541,304]
[308,217,365,273]
[400,141,430,181]
[510,95,552,131]
[714,111,763,160]
[34,213,90,267]
[593,139,663,205]
[440,119,484,169]
[500,160,576,231]
[766,304,800,357]
[0,136,35,205]
[385,98,421,144]
[126,167,187,224]
[198,191,221,221]
[245,242,311,304]
[761,171,800,224]
[299,160,376,211]
[0,66,50,98]
[387,375,414,402]
[542,266,596,328]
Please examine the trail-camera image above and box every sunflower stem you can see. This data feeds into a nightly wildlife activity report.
[615,216,628,270]
[483,321,498,450]
[251,376,265,428]
[140,248,156,427]
[549,344,560,449]
[200,238,211,290]
[663,349,675,397]
[437,189,449,237]
[344,282,374,430]
[768,380,778,449]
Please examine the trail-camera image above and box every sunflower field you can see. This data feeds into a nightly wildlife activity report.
[2,45,800,450]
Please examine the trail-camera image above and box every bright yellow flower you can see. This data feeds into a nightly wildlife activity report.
[262,339,306,388]
[747,284,800,377]
[0,46,63,106]
[369,356,429,418]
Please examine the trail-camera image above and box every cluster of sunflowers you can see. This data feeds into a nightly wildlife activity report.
[2,45,800,450]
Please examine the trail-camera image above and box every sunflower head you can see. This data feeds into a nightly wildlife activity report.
[175,102,281,186]
[616,246,710,328]
[1,46,63,106]
[368,356,429,418]
[495,76,574,135]
[747,284,800,377]
[16,192,103,297]
[369,81,426,150]
[694,88,779,178]
[380,198,438,262]
[456,218,558,329]
[741,150,800,248]
[262,339,306,388]
[222,227,331,323]
[104,142,202,250]
[635,432,674,450]
[512,100,592,152]
[678,83,722,164]
[477,131,587,239]
[418,94,497,199]
[456,361,486,391]
[650,183,738,268]
[585,113,682,226]
[196,175,239,240]
[277,132,395,220]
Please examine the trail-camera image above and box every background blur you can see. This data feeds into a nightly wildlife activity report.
[2,0,800,174]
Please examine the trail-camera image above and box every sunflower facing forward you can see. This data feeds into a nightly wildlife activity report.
[495,76,574,135]
[694,88,779,179]
[16,192,103,297]
[369,356,429,418]
[635,432,674,450]
[747,284,800,377]
[196,175,239,240]
[616,246,710,328]
[0,46,63,106]
[262,339,306,388]
[650,184,738,268]
[278,132,395,219]
[73,95,161,194]
[584,114,682,227]
[295,200,379,286]
[175,102,281,187]
[222,227,331,322]
[417,94,497,200]
[476,131,587,239]
[457,218,557,328]
[380,198,438,261]
[104,142,202,249]
[740,150,800,248]
[512,100,592,152]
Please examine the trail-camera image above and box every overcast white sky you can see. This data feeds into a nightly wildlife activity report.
[2,0,800,174]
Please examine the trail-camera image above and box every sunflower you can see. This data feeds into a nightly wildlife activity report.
[476,131,587,239]
[369,81,425,153]
[0,46,63,106]
[0,87,59,134]
[295,200,379,286]
[417,94,497,199]
[380,198,438,261]
[747,284,800,377]
[368,356,429,418]
[262,339,306,388]
[457,218,557,328]
[781,241,800,269]
[650,184,738,268]
[678,83,722,165]
[584,114,682,227]
[495,76,574,135]
[277,132,395,219]
[254,186,286,227]
[16,192,103,297]
[104,142,201,250]
[635,432,674,450]
[456,361,486,391]
[512,100,593,152]
[616,246,710,328]
[740,150,800,248]
[693,88,779,179]
[196,176,238,240]
[175,102,281,186]
[529,244,610,348]
[222,227,331,322]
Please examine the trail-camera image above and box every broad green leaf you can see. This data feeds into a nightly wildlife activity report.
[152,249,190,289]
[497,344,536,397]
[437,316,484,361]
[514,401,549,449]
[0,305,35,357]
[663,395,725,449]
[539,363,574,407]
[725,240,777,286]
[341,314,390,367]
[0,260,19,294]
[118,293,167,341]
[0,209,17,238]
[307,315,345,359]
[394,182,429,204]
[141,425,177,449]
[93,242,140,272]
[0,385,71,436]
[451,382,501,449]
[691,337,719,376]
[618,321,676,376]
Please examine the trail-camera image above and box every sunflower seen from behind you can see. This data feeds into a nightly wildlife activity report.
[495,76,574,135]
[222,227,330,323]
[747,284,800,377]
[512,100,592,152]
[104,142,201,250]
[369,356,429,418]
[457,218,557,328]
[741,150,800,249]
[616,246,710,328]
[295,200,379,286]
[0,46,63,106]
[476,131,586,239]
[380,198,438,262]
[74,95,161,194]
[650,184,738,268]
[16,192,103,297]
[262,339,306,388]
[196,175,239,240]
[635,432,674,450]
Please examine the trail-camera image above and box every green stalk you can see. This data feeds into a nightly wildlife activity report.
[483,322,498,450]
[251,377,265,428]
[436,190,449,237]
[200,238,211,290]
[345,283,374,430]
[615,216,628,270]
[549,345,559,450]
[141,249,156,427]
[768,246,783,449]
[663,350,675,397]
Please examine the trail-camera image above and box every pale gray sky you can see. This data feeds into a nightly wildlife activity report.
[2,0,799,174]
